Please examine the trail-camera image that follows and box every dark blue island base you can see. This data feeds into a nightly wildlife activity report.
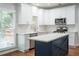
[35,35,69,56]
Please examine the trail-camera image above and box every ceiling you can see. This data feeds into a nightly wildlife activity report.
[28,3,75,9]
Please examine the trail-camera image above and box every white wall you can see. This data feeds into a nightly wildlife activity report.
[0,3,15,11]
[75,4,79,46]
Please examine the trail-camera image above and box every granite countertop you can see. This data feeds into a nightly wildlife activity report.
[29,33,69,42]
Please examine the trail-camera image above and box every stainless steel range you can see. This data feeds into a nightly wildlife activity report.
[54,18,68,33]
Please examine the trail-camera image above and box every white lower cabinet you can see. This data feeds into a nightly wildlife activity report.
[69,32,79,47]
[18,34,30,52]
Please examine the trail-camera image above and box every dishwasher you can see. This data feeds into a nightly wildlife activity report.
[30,33,38,49]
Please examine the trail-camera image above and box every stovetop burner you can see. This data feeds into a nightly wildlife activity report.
[53,31,67,33]
[53,26,68,33]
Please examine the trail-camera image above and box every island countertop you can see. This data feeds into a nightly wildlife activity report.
[29,33,69,42]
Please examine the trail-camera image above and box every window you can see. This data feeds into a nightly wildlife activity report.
[0,10,16,51]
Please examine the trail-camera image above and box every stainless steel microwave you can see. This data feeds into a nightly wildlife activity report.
[55,18,66,25]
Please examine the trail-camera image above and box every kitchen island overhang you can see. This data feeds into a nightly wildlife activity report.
[29,33,69,56]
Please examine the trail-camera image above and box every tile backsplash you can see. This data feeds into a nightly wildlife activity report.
[38,24,77,32]
[38,25,57,32]
[17,24,77,33]
[16,24,36,33]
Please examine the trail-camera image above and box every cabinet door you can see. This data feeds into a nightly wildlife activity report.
[38,9,53,25]
[69,33,75,46]
[32,6,38,16]
[25,34,30,50]
[37,9,44,25]
[43,10,49,25]
[49,10,54,25]
[54,8,61,18]
[50,9,61,25]
[18,34,26,51]
[18,34,30,52]
[65,5,75,24]
[50,10,55,25]
[25,39,30,50]
[59,7,66,18]
[18,4,32,24]
[44,10,53,25]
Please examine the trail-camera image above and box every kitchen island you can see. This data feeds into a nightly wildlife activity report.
[30,33,69,56]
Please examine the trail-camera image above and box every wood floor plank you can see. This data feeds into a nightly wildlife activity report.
[1,47,79,56]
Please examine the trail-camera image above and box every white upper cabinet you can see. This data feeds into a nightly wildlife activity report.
[65,5,75,24]
[43,10,50,25]
[18,4,32,24]
[49,5,75,25]
[34,5,76,25]
[50,8,61,25]
[32,6,38,16]
[41,10,53,25]
[37,9,44,25]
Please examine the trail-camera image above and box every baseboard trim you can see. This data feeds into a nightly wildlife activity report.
[69,45,79,48]
[29,48,35,50]
[0,48,18,55]
[18,48,35,52]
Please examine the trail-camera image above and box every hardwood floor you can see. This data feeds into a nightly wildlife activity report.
[1,49,35,56]
[69,47,79,56]
[1,47,79,56]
